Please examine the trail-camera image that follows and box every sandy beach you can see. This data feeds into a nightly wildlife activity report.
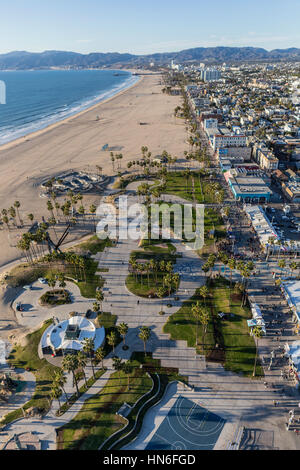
[0,72,187,269]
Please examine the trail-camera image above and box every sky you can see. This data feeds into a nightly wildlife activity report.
[1,0,300,55]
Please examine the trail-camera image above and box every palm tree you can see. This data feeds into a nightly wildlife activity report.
[227,258,236,286]
[82,338,95,379]
[117,322,129,347]
[112,357,123,385]
[199,306,210,353]
[14,201,22,226]
[107,331,117,354]
[96,290,104,311]
[252,326,263,377]
[191,301,202,346]
[50,384,62,409]
[138,326,151,356]
[47,274,57,291]
[62,354,80,396]
[77,351,88,388]
[9,206,17,227]
[123,362,132,391]
[90,204,97,232]
[163,273,173,297]
[290,261,297,278]
[53,369,69,404]
[95,347,105,370]
[278,259,286,276]
[199,285,209,306]
[27,213,34,225]
[93,302,101,314]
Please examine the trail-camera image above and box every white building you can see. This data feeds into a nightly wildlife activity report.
[41,316,105,356]
[213,133,247,151]
[200,69,221,82]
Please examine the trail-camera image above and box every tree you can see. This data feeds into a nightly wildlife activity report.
[50,384,62,409]
[252,326,263,377]
[96,290,104,311]
[47,274,57,291]
[157,286,166,309]
[278,259,286,276]
[95,347,105,370]
[199,285,209,306]
[123,362,132,391]
[83,338,95,379]
[93,302,101,314]
[62,354,80,396]
[107,331,117,354]
[199,307,210,353]
[14,201,22,226]
[53,369,69,404]
[290,261,298,278]
[227,258,236,286]
[90,204,97,231]
[191,301,202,346]
[138,326,151,355]
[77,351,88,388]
[118,322,129,347]
[27,213,34,225]
[112,357,123,385]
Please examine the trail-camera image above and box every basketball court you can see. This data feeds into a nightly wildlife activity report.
[145,395,226,450]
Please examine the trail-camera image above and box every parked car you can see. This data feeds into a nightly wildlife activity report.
[38,278,47,284]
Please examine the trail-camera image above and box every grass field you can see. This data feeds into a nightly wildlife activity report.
[58,359,152,450]
[164,277,263,377]
[160,171,223,204]
[3,320,60,424]
[58,352,187,450]
[5,236,112,298]
[126,246,178,298]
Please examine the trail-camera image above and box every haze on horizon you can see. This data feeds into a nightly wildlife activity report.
[1,0,300,56]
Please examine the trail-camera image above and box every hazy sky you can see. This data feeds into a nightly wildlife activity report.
[1,0,300,55]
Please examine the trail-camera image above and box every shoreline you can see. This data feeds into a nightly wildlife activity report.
[0,72,143,153]
[0,71,186,270]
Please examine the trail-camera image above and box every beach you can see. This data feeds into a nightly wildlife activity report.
[0,72,187,269]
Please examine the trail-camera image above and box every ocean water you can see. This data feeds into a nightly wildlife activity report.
[0,69,138,145]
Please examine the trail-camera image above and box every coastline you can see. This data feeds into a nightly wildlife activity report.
[0,72,142,153]
[0,71,186,270]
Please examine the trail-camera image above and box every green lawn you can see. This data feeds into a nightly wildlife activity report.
[164,277,263,377]
[164,289,215,355]
[126,247,178,298]
[159,171,223,204]
[5,235,110,298]
[58,359,152,450]
[73,235,113,256]
[3,320,60,424]
[210,277,263,377]
[58,352,187,450]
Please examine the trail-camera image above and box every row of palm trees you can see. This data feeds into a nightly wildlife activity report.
[1,201,23,230]
[278,259,299,277]
[51,324,152,406]
[201,252,256,306]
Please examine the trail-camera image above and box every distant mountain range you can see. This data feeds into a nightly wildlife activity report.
[0,47,300,69]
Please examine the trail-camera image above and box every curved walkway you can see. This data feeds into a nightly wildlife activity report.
[1,180,299,450]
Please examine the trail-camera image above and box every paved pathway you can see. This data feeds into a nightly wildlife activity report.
[0,367,36,420]
[1,180,299,450]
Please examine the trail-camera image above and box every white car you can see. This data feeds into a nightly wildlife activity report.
[38,278,48,284]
